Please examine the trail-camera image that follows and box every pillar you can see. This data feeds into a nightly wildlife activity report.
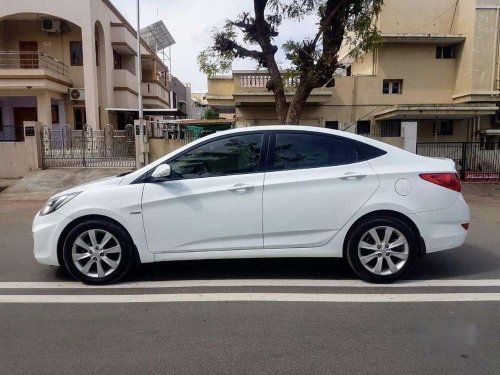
[81,22,100,129]
[402,121,418,154]
[36,91,52,126]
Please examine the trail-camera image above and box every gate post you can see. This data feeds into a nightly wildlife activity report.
[24,121,43,171]
[134,120,149,168]
[402,121,418,153]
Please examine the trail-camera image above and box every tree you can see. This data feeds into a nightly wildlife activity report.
[202,106,220,120]
[198,0,383,125]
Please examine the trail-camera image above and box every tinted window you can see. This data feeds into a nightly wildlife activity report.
[169,133,264,179]
[271,133,360,171]
[355,140,387,160]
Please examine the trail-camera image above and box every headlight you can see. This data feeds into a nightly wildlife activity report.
[39,192,81,216]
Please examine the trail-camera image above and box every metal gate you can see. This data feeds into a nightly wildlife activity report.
[41,124,136,168]
[416,142,500,182]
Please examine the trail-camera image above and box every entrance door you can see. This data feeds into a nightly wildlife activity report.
[13,107,37,140]
[19,41,38,69]
[74,107,86,130]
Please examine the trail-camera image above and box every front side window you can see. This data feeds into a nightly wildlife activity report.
[271,133,360,171]
[169,133,264,179]
[70,41,83,66]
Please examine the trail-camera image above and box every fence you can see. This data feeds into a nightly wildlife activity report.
[41,124,136,168]
[0,124,24,142]
[417,142,500,181]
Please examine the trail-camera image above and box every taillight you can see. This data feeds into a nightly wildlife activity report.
[461,223,469,230]
[419,173,462,192]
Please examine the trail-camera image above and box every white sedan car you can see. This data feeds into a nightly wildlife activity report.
[33,126,470,284]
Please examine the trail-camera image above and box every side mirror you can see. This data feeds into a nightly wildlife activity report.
[151,164,171,180]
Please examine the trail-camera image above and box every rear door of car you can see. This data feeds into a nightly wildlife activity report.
[262,131,380,249]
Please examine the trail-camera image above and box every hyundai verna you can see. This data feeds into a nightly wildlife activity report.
[33,126,470,284]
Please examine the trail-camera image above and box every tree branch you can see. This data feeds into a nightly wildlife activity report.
[312,0,351,47]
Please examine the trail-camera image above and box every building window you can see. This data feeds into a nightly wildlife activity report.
[0,108,3,131]
[113,50,122,70]
[381,120,401,137]
[346,66,352,77]
[436,46,455,59]
[70,41,83,66]
[383,80,403,95]
[325,121,339,130]
[356,120,371,135]
[434,121,454,136]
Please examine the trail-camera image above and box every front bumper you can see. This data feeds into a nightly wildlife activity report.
[32,210,72,266]
[413,194,470,254]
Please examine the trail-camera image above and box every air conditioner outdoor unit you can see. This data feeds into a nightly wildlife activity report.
[69,88,85,101]
[41,19,62,33]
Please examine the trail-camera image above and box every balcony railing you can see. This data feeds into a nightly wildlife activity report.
[0,51,69,77]
[239,75,299,88]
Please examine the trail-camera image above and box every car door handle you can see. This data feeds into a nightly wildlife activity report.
[339,173,367,181]
[227,184,255,193]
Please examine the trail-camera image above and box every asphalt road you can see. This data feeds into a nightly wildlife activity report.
[0,184,499,374]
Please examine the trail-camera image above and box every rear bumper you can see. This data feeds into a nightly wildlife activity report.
[32,211,71,266]
[413,194,470,254]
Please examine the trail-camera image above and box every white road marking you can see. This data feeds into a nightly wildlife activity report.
[0,279,500,289]
[1,293,500,304]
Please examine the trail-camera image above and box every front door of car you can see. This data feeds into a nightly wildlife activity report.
[263,131,380,248]
[142,132,267,253]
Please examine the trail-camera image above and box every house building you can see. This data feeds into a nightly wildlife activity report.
[206,0,500,147]
[0,0,190,135]
[191,93,208,119]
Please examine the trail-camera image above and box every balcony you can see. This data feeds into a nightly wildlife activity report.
[0,51,72,92]
[142,81,170,108]
[233,72,332,105]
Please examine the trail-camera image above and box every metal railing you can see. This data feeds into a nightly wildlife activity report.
[0,124,24,142]
[41,124,136,168]
[146,121,198,143]
[417,142,500,181]
[0,51,69,77]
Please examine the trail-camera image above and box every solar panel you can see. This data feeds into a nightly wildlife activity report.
[140,21,176,51]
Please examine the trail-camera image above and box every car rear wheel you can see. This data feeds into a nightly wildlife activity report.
[346,216,417,283]
[63,219,134,285]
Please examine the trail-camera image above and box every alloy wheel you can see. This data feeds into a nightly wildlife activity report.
[357,226,409,276]
[71,229,122,279]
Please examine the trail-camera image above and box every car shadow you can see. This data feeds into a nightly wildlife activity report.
[52,243,500,283]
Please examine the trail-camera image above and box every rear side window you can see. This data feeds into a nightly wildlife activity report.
[270,133,360,171]
[354,140,387,160]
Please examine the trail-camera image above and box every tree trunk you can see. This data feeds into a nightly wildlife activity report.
[265,56,288,124]
[285,82,314,125]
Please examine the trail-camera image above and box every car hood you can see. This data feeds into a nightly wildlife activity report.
[53,175,125,197]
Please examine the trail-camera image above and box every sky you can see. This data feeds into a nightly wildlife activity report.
[111,0,317,93]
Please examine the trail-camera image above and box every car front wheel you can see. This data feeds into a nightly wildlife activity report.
[346,216,418,283]
[63,219,134,285]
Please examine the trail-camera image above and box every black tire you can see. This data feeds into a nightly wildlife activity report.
[62,219,135,285]
[346,216,418,283]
